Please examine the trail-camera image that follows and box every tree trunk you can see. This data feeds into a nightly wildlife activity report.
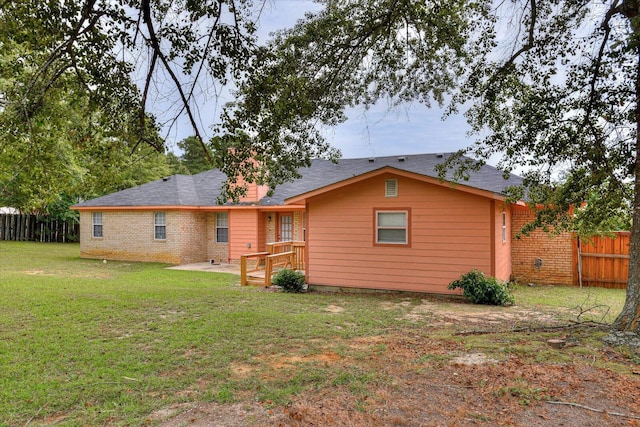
[614,155,640,331]
[613,2,640,331]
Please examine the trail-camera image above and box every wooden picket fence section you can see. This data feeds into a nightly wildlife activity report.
[0,214,79,243]
[574,232,630,289]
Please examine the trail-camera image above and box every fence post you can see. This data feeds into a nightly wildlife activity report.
[240,255,247,286]
[19,214,25,241]
[265,256,273,287]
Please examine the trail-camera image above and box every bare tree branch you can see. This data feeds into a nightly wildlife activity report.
[484,0,537,97]
[546,401,640,420]
[141,0,212,161]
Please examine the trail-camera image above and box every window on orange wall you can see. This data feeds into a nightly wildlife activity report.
[302,212,306,241]
[92,212,103,238]
[154,212,166,240]
[216,212,228,243]
[502,212,507,243]
[375,210,410,245]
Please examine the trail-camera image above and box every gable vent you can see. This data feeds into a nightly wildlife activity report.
[385,179,398,197]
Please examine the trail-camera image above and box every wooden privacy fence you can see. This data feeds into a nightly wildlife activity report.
[0,214,79,243]
[574,232,630,289]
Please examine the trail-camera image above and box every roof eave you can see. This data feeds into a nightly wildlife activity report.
[72,204,304,211]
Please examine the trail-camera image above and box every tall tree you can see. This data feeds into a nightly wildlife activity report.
[0,0,261,210]
[177,136,215,174]
[219,0,640,332]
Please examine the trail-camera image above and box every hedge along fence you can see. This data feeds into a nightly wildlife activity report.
[0,214,79,243]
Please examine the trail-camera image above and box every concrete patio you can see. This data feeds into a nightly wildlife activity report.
[166,262,241,275]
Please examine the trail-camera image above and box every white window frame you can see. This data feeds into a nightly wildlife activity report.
[92,212,103,238]
[216,212,229,243]
[502,212,507,243]
[154,212,166,240]
[375,209,409,246]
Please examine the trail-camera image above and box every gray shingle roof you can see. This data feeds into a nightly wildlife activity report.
[261,153,522,205]
[74,153,522,208]
[74,169,227,207]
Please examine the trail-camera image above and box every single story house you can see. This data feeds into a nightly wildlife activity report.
[73,153,525,294]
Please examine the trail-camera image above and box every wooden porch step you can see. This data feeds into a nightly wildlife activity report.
[245,271,267,287]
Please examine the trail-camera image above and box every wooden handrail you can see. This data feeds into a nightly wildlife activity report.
[240,241,306,286]
[264,251,295,287]
[291,242,305,270]
[240,252,269,286]
[267,241,305,254]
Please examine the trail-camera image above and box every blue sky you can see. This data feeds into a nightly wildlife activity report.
[252,1,474,159]
[164,1,474,161]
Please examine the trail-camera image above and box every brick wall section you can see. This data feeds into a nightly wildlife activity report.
[177,211,208,264]
[511,206,575,285]
[206,213,230,263]
[266,212,276,243]
[80,210,212,264]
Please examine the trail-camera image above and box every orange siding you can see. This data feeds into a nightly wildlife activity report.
[229,210,259,261]
[238,182,270,203]
[257,212,267,252]
[306,173,493,294]
[493,203,512,281]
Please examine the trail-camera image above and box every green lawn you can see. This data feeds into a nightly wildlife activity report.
[0,242,629,426]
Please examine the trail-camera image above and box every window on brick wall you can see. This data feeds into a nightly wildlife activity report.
[216,212,228,243]
[154,212,166,240]
[92,212,103,238]
[279,214,293,241]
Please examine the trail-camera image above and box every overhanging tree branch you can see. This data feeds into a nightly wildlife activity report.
[141,0,211,161]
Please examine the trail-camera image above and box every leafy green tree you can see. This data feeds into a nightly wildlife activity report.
[177,136,216,174]
[219,0,640,332]
[165,152,191,176]
[0,64,173,212]
[0,0,260,210]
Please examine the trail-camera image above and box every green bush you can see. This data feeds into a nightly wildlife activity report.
[448,270,514,306]
[272,269,306,293]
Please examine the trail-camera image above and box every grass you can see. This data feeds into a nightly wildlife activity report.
[0,242,408,425]
[0,242,630,426]
[512,282,625,323]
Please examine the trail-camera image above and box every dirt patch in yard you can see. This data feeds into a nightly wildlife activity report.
[154,299,640,427]
[323,304,345,313]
